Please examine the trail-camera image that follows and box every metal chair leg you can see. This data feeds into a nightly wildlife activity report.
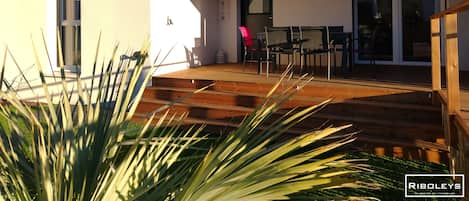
[300,53,304,74]
[319,54,322,68]
[257,58,262,74]
[243,49,247,71]
[313,54,317,75]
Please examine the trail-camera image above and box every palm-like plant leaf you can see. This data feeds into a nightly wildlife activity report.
[175,71,376,201]
[0,38,205,201]
[0,36,378,201]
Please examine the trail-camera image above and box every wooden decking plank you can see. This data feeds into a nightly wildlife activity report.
[133,113,448,152]
[144,64,449,162]
[158,64,432,92]
[138,98,441,129]
[145,86,439,112]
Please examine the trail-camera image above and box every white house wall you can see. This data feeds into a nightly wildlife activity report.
[200,0,222,64]
[151,0,198,75]
[150,0,234,74]
[81,0,151,77]
[218,0,239,63]
[0,0,228,101]
[0,0,55,90]
[272,0,353,32]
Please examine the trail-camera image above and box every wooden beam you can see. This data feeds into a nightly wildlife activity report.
[445,13,461,114]
[431,18,441,91]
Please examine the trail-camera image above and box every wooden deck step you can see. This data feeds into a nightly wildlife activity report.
[142,87,441,124]
[132,113,448,152]
[136,98,443,142]
[147,65,450,163]
[144,86,440,111]
[135,76,446,162]
[138,97,441,128]
[152,77,434,105]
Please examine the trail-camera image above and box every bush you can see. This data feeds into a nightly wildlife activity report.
[0,41,377,200]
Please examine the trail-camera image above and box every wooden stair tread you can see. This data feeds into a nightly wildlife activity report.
[138,98,441,130]
[152,77,435,106]
[141,76,446,156]
[153,76,431,92]
[314,113,440,130]
[152,77,424,97]
[140,98,254,112]
[133,113,447,152]
[144,86,440,112]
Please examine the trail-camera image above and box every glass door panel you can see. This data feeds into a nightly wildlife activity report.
[357,0,393,61]
[59,0,81,71]
[402,0,435,62]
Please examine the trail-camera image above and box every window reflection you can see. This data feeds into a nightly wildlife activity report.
[248,0,272,14]
[402,0,435,62]
[58,0,81,71]
[357,0,393,61]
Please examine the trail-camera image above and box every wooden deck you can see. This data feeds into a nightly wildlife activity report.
[160,63,469,129]
[160,63,432,90]
[131,63,465,163]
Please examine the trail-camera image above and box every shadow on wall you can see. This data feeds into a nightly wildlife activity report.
[151,0,220,75]
[7,65,153,103]
[189,0,220,65]
[185,46,202,67]
[150,0,210,75]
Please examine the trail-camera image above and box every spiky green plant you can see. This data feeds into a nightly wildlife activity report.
[0,37,378,200]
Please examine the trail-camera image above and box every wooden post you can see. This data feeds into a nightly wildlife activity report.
[445,13,461,114]
[431,18,441,91]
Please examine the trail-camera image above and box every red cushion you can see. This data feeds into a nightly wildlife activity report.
[239,26,253,47]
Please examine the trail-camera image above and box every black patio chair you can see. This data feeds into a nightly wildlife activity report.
[299,26,334,76]
[260,26,293,77]
[239,26,262,71]
[330,32,352,76]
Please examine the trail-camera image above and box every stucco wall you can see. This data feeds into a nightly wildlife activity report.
[0,0,54,89]
[218,0,239,63]
[272,0,353,32]
[83,0,234,74]
[81,0,151,77]
[0,0,227,100]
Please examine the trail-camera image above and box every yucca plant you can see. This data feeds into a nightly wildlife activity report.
[0,36,378,201]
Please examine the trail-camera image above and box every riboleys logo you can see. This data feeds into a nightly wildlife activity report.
[405,174,464,198]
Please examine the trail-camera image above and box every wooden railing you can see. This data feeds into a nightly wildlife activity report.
[431,0,469,198]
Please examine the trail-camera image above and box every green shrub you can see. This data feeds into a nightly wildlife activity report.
[0,40,377,200]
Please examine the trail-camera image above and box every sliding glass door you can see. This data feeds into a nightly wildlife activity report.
[58,0,81,70]
[357,0,393,61]
[354,0,439,65]
[402,0,435,62]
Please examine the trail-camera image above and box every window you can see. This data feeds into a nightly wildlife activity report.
[248,0,272,14]
[356,0,393,61]
[402,0,436,62]
[354,0,438,64]
[58,0,81,72]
